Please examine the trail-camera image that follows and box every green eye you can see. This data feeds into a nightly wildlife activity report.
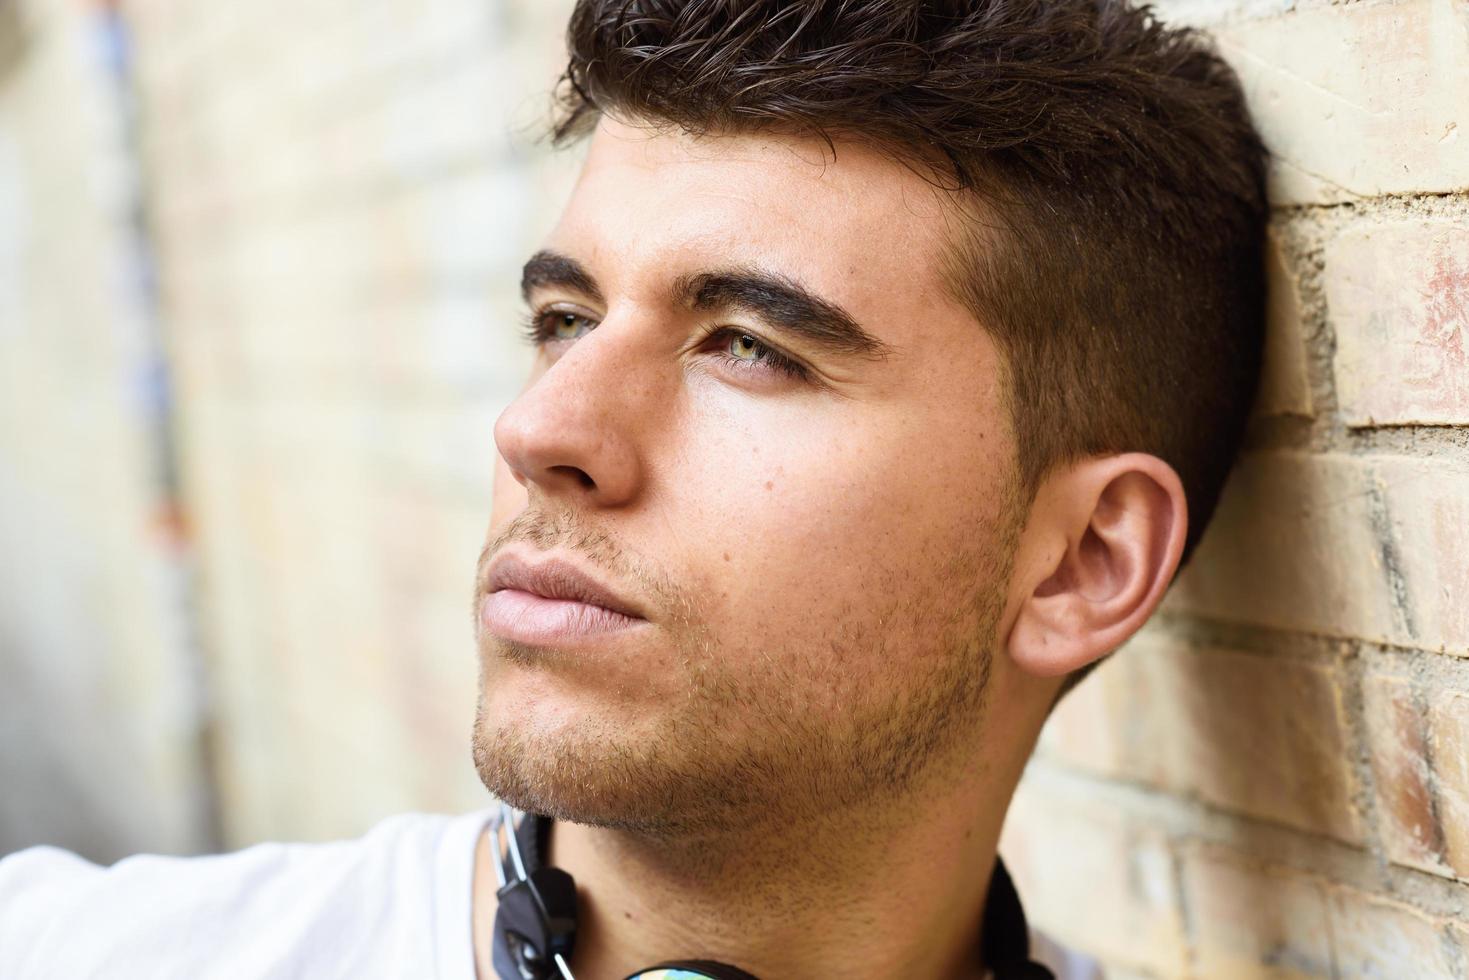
[710,328,810,381]
[553,312,590,340]
[728,333,763,361]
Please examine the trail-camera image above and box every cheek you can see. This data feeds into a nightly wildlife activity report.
[671,398,994,650]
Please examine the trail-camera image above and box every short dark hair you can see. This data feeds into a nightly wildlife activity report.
[552,0,1268,564]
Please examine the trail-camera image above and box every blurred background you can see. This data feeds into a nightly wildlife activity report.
[0,0,578,858]
[4,0,1468,975]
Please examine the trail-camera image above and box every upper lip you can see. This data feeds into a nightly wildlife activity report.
[486,553,646,619]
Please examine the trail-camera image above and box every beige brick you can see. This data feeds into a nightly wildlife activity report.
[1364,674,1452,877]
[1038,637,1162,780]
[1181,845,1333,979]
[1000,786,1187,978]
[1041,628,1197,790]
[1037,654,1126,776]
[1045,635,1362,843]
[1176,453,1469,655]
[1428,691,1469,878]
[1172,453,1394,642]
[1215,0,1469,204]
[1327,888,1461,979]
[1255,230,1313,418]
[1327,220,1469,426]
[1375,456,1469,657]
[1149,645,1361,842]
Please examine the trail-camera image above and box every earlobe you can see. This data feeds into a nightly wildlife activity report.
[1006,455,1187,677]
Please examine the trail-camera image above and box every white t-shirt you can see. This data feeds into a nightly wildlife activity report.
[1,810,1098,980]
[0,809,495,980]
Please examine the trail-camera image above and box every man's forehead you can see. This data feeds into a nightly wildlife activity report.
[547,118,968,332]
[575,116,953,222]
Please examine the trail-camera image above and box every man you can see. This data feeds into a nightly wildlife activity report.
[0,1,1266,978]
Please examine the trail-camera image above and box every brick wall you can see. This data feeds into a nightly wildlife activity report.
[1000,0,1469,974]
[0,0,212,860]
[122,0,580,844]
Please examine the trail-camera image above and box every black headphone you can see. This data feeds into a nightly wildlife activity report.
[490,805,1055,980]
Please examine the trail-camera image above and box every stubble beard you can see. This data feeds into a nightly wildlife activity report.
[470,503,1020,846]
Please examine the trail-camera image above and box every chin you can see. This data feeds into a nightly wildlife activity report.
[470,709,658,832]
[469,663,762,838]
[471,664,650,823]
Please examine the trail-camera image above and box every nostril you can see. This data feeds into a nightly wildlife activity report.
[549,465,595,490]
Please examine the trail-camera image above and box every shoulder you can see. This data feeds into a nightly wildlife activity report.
[0,809,495,980]
[1028,928,1104,980]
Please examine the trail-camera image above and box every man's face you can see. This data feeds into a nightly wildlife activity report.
[472,119,1022,838]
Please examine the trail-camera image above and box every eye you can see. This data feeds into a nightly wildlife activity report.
[520,309,813,385]
[728,332,764,362]
[548,310,594,341]
[543,310,593,340]
[708,328,809,381]
[522,307,597,345]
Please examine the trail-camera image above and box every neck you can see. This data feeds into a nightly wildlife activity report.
[470,684,1052,980]
[549,792,1004,980]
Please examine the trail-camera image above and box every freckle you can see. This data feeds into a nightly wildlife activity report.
[723,552,731,561]
[764,481,773,491]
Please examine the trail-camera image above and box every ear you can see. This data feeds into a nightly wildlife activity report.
[1005,454,1188,677]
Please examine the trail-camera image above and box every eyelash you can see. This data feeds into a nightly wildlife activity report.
[518,307,811,382]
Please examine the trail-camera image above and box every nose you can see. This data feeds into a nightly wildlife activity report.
[493,322,647,508]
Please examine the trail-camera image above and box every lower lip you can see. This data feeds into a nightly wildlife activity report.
[480,589,646,645]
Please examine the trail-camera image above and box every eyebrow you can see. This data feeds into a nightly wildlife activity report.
[521,250,605,306]
[674,268,891,360]
[520,249,891,361]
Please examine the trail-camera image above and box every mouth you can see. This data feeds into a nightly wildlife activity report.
[480,552,648,646]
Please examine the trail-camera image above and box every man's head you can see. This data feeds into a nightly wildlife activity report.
[473,0,1267,840]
